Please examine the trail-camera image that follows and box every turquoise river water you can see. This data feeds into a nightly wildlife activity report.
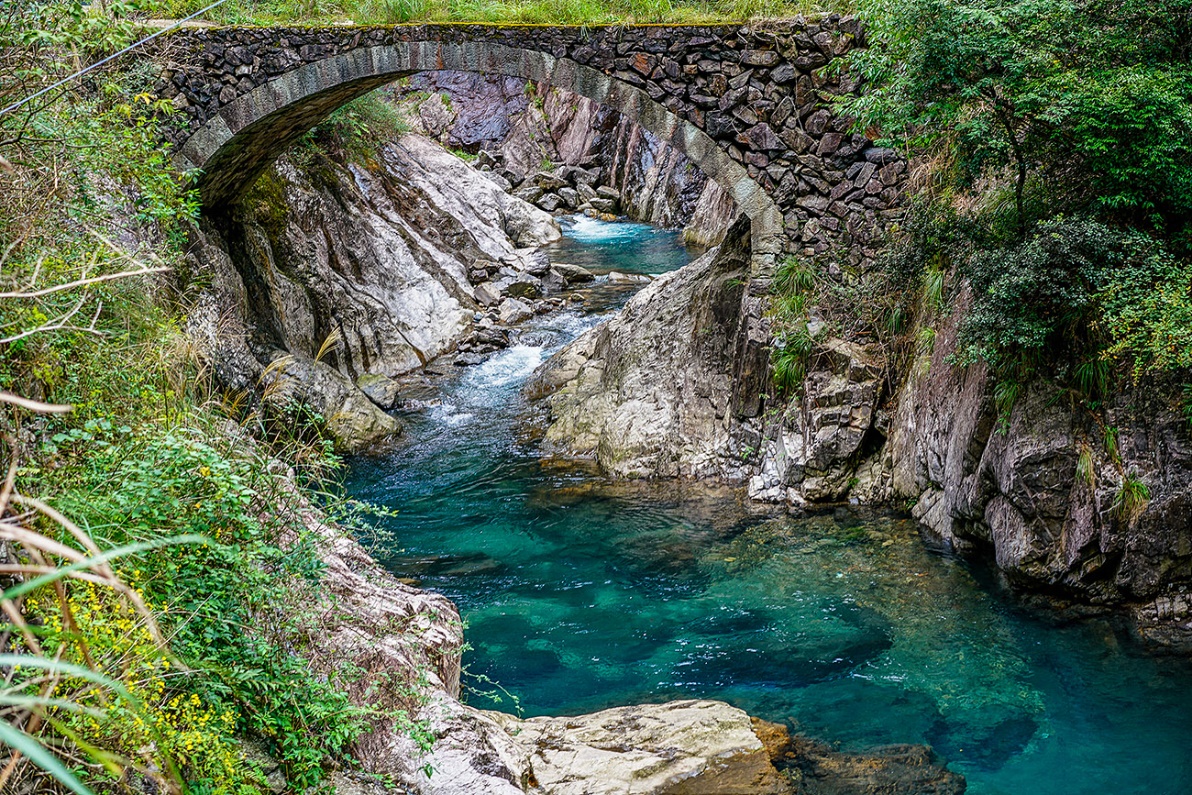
[346,215,1192,794]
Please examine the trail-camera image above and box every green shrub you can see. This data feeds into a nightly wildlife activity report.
[43,427,371,790]
[1,7,397,790]
[951,218,1192,399]
[955,218,1112,370]
[300,93,412,164]
[1113,473,1151,526]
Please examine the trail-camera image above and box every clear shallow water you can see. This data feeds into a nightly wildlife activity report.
[346,217,1192,795]
[547,214,693,275]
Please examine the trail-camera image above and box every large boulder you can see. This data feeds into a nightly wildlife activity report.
[356,373,401,410]
[531,217,761,480]
[261,353,400,453]
[503,700,789,795]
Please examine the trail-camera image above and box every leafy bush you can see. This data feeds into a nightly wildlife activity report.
[57,430,370,789]
[955,218,1113,369]
[843,0,1192,242]
[956,218,1192,395]
[1098,232,1192,378]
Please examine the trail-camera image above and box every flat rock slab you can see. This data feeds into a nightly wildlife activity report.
[498,699,789,795]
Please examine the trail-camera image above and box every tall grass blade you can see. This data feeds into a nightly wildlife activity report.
[0,720,93,795]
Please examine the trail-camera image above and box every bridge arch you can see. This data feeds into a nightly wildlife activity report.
[177,40,783,271]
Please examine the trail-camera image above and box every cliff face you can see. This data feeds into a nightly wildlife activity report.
[888,291,1192,646]
[186,133,560,452]
[534,241,1192,647]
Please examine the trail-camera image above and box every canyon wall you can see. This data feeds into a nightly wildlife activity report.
[397,70,737,247]
[183,102,962,795]
[533,234,1192,648]
[186,133,561,452]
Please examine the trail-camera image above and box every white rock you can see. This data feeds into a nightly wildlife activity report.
[607,270,653,283]
[498,297,534,325]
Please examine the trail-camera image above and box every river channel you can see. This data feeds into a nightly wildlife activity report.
[346,215,1192,795]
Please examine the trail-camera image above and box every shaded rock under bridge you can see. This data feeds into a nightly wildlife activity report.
[150,17,907,275]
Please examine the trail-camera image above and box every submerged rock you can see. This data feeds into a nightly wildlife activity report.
[751,719,966,794]
[550,262,595,285]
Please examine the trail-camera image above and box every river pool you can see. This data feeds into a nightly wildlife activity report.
[346,215,1192,795]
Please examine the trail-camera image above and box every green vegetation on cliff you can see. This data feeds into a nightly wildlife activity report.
[839,0,1192,416]
[1,6,400,793]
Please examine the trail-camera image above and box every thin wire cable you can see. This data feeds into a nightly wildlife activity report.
[0,0,232,118]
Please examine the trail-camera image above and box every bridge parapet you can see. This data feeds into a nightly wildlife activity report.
[151,18,906,273]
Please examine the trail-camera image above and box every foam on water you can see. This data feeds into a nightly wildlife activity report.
[559,214,658,245]
[464,344,549,393]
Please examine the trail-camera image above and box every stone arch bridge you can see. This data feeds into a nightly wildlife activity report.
[151,18,906,275]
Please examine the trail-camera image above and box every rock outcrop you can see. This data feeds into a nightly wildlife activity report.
[530,216,763,479]
[748,339,887,505]
[186,133,560,451]
[888,289,1192,647]
[535,231,1192,645]
[531,216,886,505]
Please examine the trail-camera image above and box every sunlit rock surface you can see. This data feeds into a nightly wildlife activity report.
[187,133,558,451]
[531,217,757,478]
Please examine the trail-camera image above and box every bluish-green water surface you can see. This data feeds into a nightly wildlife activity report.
[346,216,1192,795]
